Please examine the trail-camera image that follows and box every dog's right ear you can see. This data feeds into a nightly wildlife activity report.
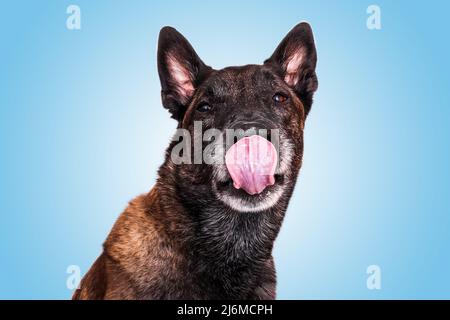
[157,27,212,121]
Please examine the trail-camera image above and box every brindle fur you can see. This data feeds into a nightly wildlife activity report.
[73,22,318,300]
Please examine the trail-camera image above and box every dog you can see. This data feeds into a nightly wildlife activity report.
[73,22,318,300]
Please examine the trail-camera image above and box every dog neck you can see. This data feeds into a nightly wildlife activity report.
[154,159,289,274]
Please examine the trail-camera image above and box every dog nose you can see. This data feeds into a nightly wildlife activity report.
[231,122,260,135]
[228,121,273,143]
[231,120,268,131]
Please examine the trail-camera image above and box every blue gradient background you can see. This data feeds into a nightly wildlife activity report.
[1,0,449,299]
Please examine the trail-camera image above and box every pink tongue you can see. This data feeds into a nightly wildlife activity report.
[225,135,278,195]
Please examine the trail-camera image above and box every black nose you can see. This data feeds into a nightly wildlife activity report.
[228,121,273,143]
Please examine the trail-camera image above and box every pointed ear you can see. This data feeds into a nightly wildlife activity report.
[264,22,318,115]
[157,27,212,121]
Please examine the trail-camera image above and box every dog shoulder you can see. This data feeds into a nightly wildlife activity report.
[105,190,167,265]
[72,252,108,300]
[102,190,185,297]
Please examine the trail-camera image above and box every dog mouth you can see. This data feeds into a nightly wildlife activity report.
[215,173,285,196]
[212,173,286,212]
[210,132,294,212]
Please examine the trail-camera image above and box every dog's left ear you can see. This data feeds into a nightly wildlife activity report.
[265,22,318,116]
[158,26,212,121]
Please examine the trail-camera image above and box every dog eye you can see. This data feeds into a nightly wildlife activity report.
[196,103,212,113]
[273,93,288,103]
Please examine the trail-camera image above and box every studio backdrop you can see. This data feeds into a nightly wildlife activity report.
[0,0,449,299]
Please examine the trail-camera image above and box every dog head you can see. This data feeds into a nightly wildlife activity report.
[157,23,317,213]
